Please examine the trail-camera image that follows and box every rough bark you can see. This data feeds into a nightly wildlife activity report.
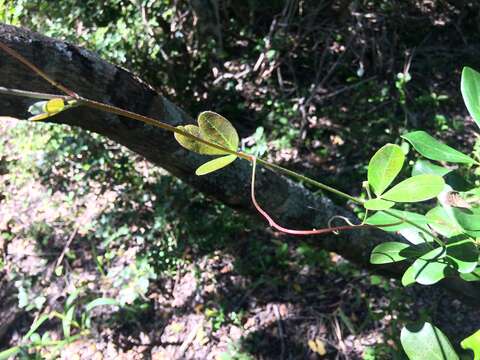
[0,24,479,304]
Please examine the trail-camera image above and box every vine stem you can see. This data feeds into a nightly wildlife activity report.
[0,41,445,244]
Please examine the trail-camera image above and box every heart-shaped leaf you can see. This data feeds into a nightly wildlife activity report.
[446,236,478,273]
[461,66,480,130]
[402,131,475,164]
[368,144,405,196]
[401,322,459,360]
[370,242,411,264]
[195,154,237,176]
[198,111,239,151]
[382,175,445,203]
[411,159,451,177]
[364,198,395,211]
[461,329,480,360]
[174,111,240,175]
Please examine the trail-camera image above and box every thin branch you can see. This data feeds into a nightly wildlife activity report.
[0,42,78,97]
[0,86,70,100]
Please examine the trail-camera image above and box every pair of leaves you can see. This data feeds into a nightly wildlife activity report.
[365,144,445,210]
[371,235,478,286]
[28,98,73,121]
[174,111,239,175]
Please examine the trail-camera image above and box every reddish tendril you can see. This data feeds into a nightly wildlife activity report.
[249,156,402,236]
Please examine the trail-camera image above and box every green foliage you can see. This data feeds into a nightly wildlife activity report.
[381,175,445,202]
[402,131,476,164]
[368,144,405,196]
[174,111,239,175]
[461,330,480,360]
[461,67,480,129]
[400,322,459,360]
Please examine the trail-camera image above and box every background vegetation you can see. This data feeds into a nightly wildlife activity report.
[1,0,480,358]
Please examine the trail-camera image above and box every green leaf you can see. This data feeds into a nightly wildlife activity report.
[406,247,448,285]
[402,131,475,164]
[461,66,480,130]
[382,175,445,203]
[368,144,405,196]
[45,98,65,113]
[363,198,395,211]
[62,306,75,338]
[198,111,239,151]
[65,288,80,309]
[28,100,48,115]
[446,236,478,273]
[411,159,451,177]
[174,124,227,155]
[85,297,119,312]
[398,228,431,245]
[460,268,480,282]
[461,329,480,360]
[174,111,239,155]
[28,98,67,121]
[24,314,50,339]
[195,154,237,176]
[0,346,21,360]
[370,242,410,264]
[452,207,480,231]
[426,206,462,238]
[402,264,417,286]
[401,322,459,360]
[365,210,429,232]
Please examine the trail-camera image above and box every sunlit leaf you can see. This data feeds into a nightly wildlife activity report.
[27,98,68,121]
[24,314,50,339]
[28,100,48,115]
[45,98,65,113]
[461,329,480,360]
[366,209,429,232]
[198,111,239,151]
[195,154,237,175]
[461,66,480,130]
[62,306,75,338]
[370,242,410,264]
[174,125,226,155]
[426,206,462,238]
[398,228,433,245]
[402,131,475,164]
[452,207,480,231]
[85,298,119,312]
[368,144,405,196]
[382,175,445,202]
[363,198,395,210]
[411,159,451,177]
[460,268,480,282]
[401,322,459,360]
[0,346,21,360]
[446,236,478,274]
[405,247,448,285]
